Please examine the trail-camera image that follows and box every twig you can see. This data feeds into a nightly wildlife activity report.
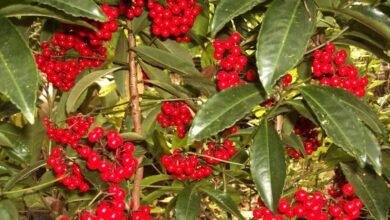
[127,20,144,211]
[305,26,350,55]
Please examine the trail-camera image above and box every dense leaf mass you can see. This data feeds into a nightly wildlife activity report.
[0,0,388,219]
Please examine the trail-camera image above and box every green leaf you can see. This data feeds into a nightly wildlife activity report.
[382,150,390,180]
[146,80,197,110]
[181,74,217,98]
[3,160,46,191]
[335,38,390,63]
[211,0,266,37]
[0,4,97,30]
[318,86,386,136]
[141,174,172,186]
[175,185,201,220]
[256,0,316,94]
[21,119,46,163]
[154,39,193,63]
[285,100,317,125]
[3,141,31,164]
[119,132,145,141]
[0,123,31,164]
[324,144,355,167]
[281,132,306,157]
[113,31,130,99]
[192,0,209,37]
[200,187,244,219]
[0,16,39,124]
[318,3,390,41]
[299,86,367,165]
[66,67,123,113]
[77,160,108,190]
[132,11,152,34]
[0,123,20,147]
[341,162,390,220]
[189,84,264,141]
[362,126,382,175]
[132,46,199,76]
[0,162,18,176]
[31,0,108,22]
[0,199,18,220]
[250,121,286,213]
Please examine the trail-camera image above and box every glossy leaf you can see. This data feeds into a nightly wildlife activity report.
[146,80,197,110]
[0,200,18,220]
[192,0,209,37]
[189,84,265,141]
[200,187,244,219]
[281,132,306,157]
[4,142,31,164]
[0,16,39,124]
[341,162,390,220]
[176,185,201,220]
[113,31,130,99]
[141,174,172,186]
[3,160,46,191]
[132,46,199,76]
[285,100,317,125]
[299,86,367,165]
[182,74,217,97]
[335,38,390,65]
[324,144,355,167]
[256,0,316,94]
[21,119,46,163]
[250,121,286,213]
[318,3,390,41]
[319,86,386,136]
[0,4,96,30]
[132,12,152,34]
[0,123,20,147]
[0,162,18,175]
[66,67,123,113]
[362,126,382,175]
[77,160,109,190]
[31,0,107,22]
[211,0,266,37]
[382,150,390,180]
[154,39,193,63]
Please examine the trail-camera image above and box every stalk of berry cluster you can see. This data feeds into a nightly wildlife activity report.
[127,20,144,211]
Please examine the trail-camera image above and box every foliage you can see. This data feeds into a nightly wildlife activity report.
[0,0,389,219]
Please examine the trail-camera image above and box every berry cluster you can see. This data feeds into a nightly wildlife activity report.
[156,101,193,139]
[286,117,320,159]
[84,127,139,183]
[327,183,363,219]
[147,0,201,42]
[44,114,94,148]
[311,43,368,97]
[161,150,212,180]
[46,116,138,184]
[201,139,236,164]
[253,184,363,220]
[47,147,90,191]
[214,32,247,90]
[120,0,146,19]
[35,4,118,91]
[60,184,152,220]
[131,206,153,220]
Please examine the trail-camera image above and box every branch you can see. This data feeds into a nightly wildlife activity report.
[127,20,144,211]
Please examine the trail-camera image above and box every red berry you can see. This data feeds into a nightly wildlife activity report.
[342,183,355,196]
